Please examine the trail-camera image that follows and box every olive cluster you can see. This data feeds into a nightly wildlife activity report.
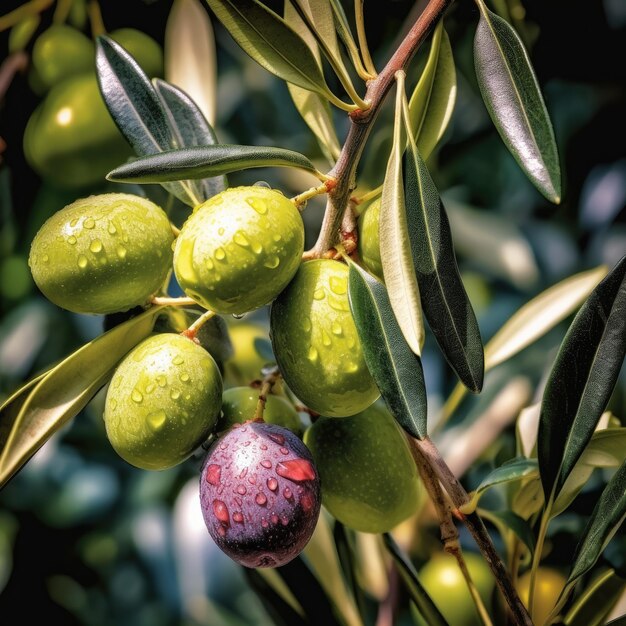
[28,188,422,567]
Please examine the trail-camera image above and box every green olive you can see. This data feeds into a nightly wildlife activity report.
[415,552,495,626]
[270,259,379,417]
[23,73,132,189]
[31,24,95,91]
[304,403,422,532]
[357,198,383,280]
[104,333,222,470]
[516,567,566,625]
[110,28,163,78]
[223,322,271,386]
[218,387,302,434]
[174,186,304,315]
[28,193,174,314]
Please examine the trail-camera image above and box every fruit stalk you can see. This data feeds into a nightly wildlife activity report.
[253,366,282,420]
[413,436,533,626]
[307,0,454,258]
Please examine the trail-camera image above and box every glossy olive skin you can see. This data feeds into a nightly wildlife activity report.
[516,567,566,625]
[304,404,421,533]
[357,198,383,280]
[219,387,302,435]
[29,193,174,314]
[415,552,495,626]
[200,421,321,568]
[23,74,132,188]
[270,259,379,417]
[174,187,304,315]
[223,322,270,386]
[104,334,222,470]
[32,24,95,91]
[110,28,163,77]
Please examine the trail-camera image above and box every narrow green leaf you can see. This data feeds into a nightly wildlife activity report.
[564,568,625,626]
[474,3,561,202]
[348,262,427,439]
[165,0,218,126]
[96,36,208,206]
[333,522,366,622]
[473,458,539,503]
[108,144,319,183]
[539,256,626,502]
[567,459,626,585]
[485,265,608,371]
[379,75,425,356]
[205,0,336,101]
[408,21,457,161]
[291,0,343,68]
[552,428,626,518]
[244,569,307,626]
[402,104,484,392]
[383,534,449,626]
[0,307,163,489]
[328,0,368,78]
[153,79,226,199]
[478,508,535,554]
[605,617,626,626]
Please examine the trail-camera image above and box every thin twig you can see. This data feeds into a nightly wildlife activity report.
[253,366,281,420]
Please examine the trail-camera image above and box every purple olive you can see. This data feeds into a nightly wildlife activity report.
[200,421,321,568]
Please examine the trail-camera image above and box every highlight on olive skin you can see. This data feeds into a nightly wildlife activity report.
[199,421,321,568]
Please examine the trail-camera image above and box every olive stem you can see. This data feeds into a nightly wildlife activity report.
[291,180,335,210]
[151,296,197,307]
[0,0,53,32]
[412,436,533,626]
[87,0,105,37]
[307,0,454,258]
[170,223,181,237]
[354,0,378,78]
[253,366,281,421]
[355,185,383,206]
[52,0,73,24]
[182,309,216,340]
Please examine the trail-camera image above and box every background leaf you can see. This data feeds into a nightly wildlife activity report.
[348,262,427,439]
[408,21,457,161]
[0,307,163,489]
[402,115,484,392]
[107,144,319,182]
[165,0,218,126]
[538,256,626,502]
[470,458,538,507]
[474,3,561,202]
[205,0,337,101]
[563,568,625,626]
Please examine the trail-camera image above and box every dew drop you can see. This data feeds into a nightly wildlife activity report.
[70,218,79,227]
[255,493,268,506]
[42,254,49,263]
[206,464,222,485]
[253,180,271,189]
[89,239,103,253]
[170,389,181,400]
[109,399,117,410]
[300,493,314,512]
[173,355,184,365]
[260,460,272,469]
[215,247,226,261]
[116,245,127,259]
[217,525,226,537]
[283,488,293,500]
[213,500,230,525]
[233,512,244,524]
[108,223,117,235]
[206,258,214,270]
[147,410,167,431]
[331,323,343,336]
[280,447,289,455]
[273,234,282,242]
[247,197,268,214]
[218,227,225,236]
[329,276,347,295]
[77,255,88,269]
[234,231,250,247]
[267,478,278,491]
[313,288,325,300]
[269,433,285,445]
[156,375,167,387]
[145,384,155,394]
[328,295,349,312]
[131,389,143,403]
[263,256,280,269]
[236,484,247,495]
[83,218,95,229]
[276,459,316,482]
[180,372,190,382]
[345,362,359,373]
[67,236,77,245]
[261,519,269,528]
[302,317,312,332]
[322,331,332,347]
[280,516,289,526]
[271,514,279,525]
[251,241,263,255]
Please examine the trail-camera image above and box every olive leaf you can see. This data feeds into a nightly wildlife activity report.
[563,568,625,626]
[284,1,341,162]
[153,79,226,198]
[478,509,535,554]
[379,74,425,356]
[401,97,484,392]
[408,21,457,161]
[165,0,217,126]
[107,144,319,182]
[205,0,343,107]
[0,306,164,489]
[474,1,561,203]
[96,36,220,206]
[383,533,449,626]
[566,459,626,586]
[538,256,626,503]
[348,262,427,440]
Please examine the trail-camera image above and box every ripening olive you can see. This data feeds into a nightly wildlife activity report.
[109,28,163,78]
[304,403,422,532]
[104,333,222,470]
[516,567,566,625]
[357,198,383,280]
[200,421,321,567]
[270,259,379,417]
[29,193,174,314]
[31,24,95,91]
[219,387,302,435]
[174,186,304,315]
[23,73,132,188]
